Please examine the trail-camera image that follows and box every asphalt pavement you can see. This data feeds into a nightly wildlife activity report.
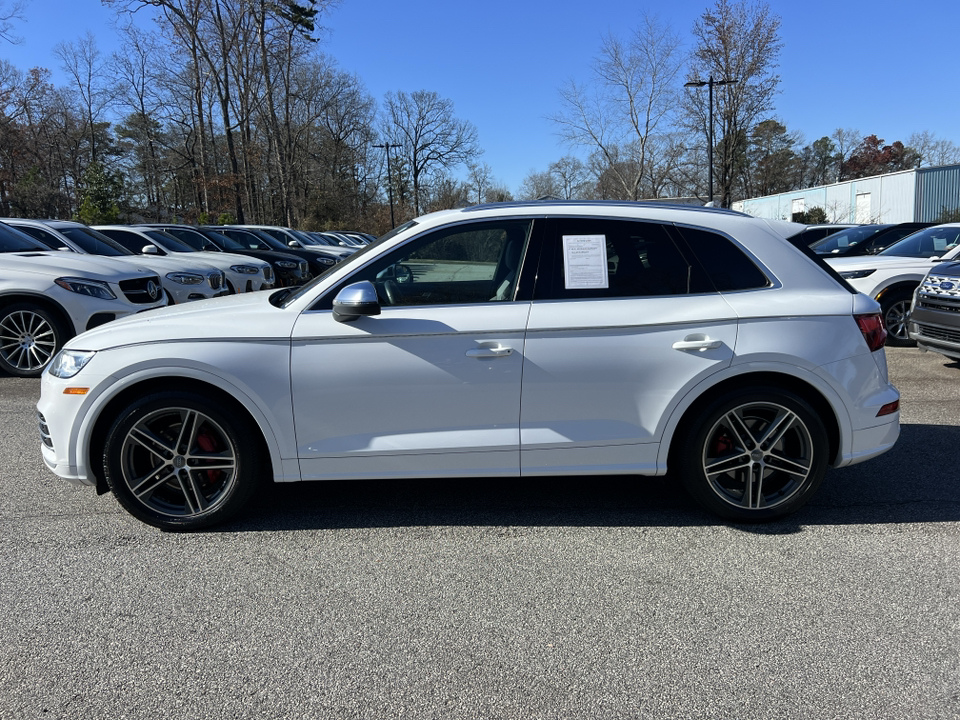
[0,347,957,719]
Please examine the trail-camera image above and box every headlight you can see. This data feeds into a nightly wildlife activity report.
[54,277,116,300]
[317,257,335,266]
[839,269,876,279]
[165,272,204,285]
[48,349,96,378]
[230,265,259,274]
[276,260,297,269]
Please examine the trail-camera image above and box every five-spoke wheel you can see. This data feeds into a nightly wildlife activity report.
[0,303,64,377]
[103,391,263,530]
[678,388,828,521]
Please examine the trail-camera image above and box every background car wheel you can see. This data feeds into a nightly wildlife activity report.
[880,291,914,347]
[103,391,265,530]
[677,387,829,522]
[0,303,67,378]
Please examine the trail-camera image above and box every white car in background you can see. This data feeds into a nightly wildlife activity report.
[5,219,227,304]
[39,202,899,530]
[0,222,165,377]
[826,224,960,345]
[93,225,274,294]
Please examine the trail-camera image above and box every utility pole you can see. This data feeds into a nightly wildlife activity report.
[684,76,738,206]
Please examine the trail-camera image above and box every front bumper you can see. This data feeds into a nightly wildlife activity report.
[909,303,960,360]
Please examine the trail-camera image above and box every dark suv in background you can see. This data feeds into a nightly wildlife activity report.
[909,259,960,362]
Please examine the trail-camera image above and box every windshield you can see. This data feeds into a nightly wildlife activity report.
[0,222,46,252]
[60,226,131,256]
[200,229,245,251]
[277,220,419,308]
[144,230,196,253]
[811,225,890,254]
[879,225,960,259]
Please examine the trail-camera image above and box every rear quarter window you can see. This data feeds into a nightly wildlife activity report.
[673,225,770,291]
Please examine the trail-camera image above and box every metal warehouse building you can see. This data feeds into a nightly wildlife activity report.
[732,164,960,223]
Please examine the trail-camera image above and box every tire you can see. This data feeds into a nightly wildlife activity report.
[880,290,914,347]
[677,387,829,522]
[0,302,68,378]
[102,390,265,531]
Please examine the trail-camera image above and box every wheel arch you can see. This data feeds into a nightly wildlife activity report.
[874,281,918,305]
[85,374,279,495]
[662,370,843,474]
[0,292,78,337]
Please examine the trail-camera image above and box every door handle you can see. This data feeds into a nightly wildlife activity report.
[466,344,514,358]
[672,336,723,352]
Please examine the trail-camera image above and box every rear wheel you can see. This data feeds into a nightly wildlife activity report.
[880,290,914,346]
[677,388,829,521]
[0,303,67,377]
[103,390,265,530]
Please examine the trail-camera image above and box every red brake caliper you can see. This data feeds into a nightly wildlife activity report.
[196,431,220,482]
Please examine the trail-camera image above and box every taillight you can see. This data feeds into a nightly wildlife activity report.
[877,399,899,416]
[855,313,887,352]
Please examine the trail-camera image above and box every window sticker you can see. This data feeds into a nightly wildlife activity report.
[562,234,609,289]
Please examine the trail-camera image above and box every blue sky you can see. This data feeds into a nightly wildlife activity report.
[4,0,959,194]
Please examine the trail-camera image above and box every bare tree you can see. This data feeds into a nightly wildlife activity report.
[830,127,860,181]
[54,32,116,164]
[518,168,558,200]
[549,155,591,199]
[466,161,492,204]
[908,131,960,168]
[0,0,25,44]
[553,13,683,201]
[382,89,480,216]
[684,0,783,206]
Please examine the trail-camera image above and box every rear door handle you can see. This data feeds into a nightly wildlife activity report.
[466,344,514,358]
[672,337,723,352]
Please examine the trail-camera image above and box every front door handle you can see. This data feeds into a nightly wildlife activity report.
[672,336,723,352]
[466,343,514,358]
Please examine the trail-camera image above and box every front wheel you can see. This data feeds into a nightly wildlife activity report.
[103,391,265,530]
[0,303,67,377]
[880,291,914,347]
[677,388,829,522]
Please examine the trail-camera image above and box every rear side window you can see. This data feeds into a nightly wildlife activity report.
[534,218,712,300]
[674,226,770,291]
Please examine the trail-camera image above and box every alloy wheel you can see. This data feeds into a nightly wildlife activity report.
[0,309,58,374]
[118,407,238,518]
[701,401,815,510]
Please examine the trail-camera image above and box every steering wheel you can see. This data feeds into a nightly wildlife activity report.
[383,279,401,306]
[394,264,413,284]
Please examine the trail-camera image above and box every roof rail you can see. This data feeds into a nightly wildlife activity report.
[460,199,750,217]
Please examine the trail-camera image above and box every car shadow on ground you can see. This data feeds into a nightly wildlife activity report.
[223,424,960,534]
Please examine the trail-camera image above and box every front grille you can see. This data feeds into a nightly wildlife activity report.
[263,266,274,283]
[118,276,162,304]
[918,298,960,313]
[38,411,53,450]
[208,272,223,290]
[916,323,960,345]
[918,275,960,300]
[299,262,308,276]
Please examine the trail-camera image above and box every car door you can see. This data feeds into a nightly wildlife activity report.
[290,218,536,480]
[519,217,739,475]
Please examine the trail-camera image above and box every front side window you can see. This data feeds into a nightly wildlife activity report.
[880,226,960,258]
[321,220,532,308]
[534,218,709,300]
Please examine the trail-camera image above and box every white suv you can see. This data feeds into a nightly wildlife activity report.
[38,202,900,529]
[0,222,165,377]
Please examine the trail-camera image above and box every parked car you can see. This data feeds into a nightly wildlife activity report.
[39,201,899,530]
[811,223,934,257]
[236,225,349,264]
[825,224,960,344]
[94,226,274,293]
[303,232,357,255]
[143,224,311,288]
[215,226,341,276]
[4,219,227,304]
[908,260,960,362]
[788,224,858,246]
[0,221,165,377]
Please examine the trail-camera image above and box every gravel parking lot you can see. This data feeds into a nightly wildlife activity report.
[1,347,958,719]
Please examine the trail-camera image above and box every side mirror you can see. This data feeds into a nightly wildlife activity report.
[288,240,299,248]
[333,280,381,322]
[143,244,159,255]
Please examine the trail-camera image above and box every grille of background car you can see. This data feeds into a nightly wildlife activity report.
[118,276,163,304]
[915,324,960,344]
[209,273,223,290]
[263,267,274,283]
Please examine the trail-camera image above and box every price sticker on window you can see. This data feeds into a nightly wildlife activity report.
[562,235,608,289]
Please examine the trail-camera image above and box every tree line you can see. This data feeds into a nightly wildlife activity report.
[0,0,958,236]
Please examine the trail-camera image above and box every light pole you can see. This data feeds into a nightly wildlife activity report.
[374,142,398,228]
[684,76,737,205]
